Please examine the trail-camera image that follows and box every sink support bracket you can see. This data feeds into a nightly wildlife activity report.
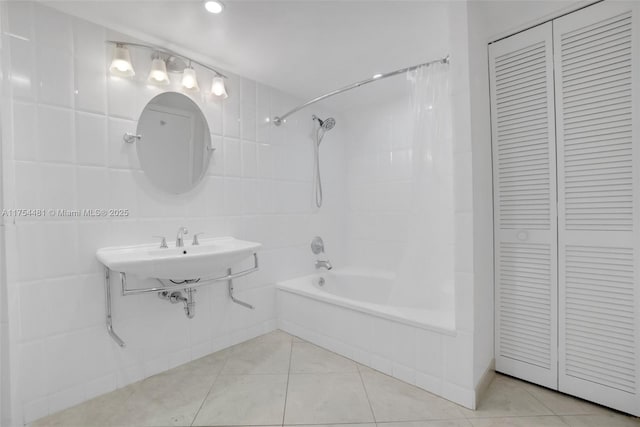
[102,253,259,346]
[104,267,126,348]
[228,268,254,310]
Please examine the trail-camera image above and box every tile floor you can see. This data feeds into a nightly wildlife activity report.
[30,330,640,427]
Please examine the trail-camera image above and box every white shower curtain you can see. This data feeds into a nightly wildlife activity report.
[389,62,454,310]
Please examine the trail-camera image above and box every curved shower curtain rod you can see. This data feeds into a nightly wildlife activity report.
[271,54,450,126]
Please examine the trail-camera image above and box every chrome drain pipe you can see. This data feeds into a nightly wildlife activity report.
[158,289,196,318]
[184,288,195,319]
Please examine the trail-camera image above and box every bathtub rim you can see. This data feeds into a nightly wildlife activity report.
[276,270,457,337]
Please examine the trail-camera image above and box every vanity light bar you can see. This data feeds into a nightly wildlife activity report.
[106,40,229,95]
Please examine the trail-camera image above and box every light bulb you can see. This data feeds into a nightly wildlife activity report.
[182,66,199,91]
[109,44,135,77]
[211,76,228,98]
[148,56,169,85]
[204,0,224,14]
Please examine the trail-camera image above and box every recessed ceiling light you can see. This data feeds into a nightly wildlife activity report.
[204,1,224,14]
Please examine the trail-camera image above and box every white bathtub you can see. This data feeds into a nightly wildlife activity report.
[276,268,471,408]
[277,268,455,333]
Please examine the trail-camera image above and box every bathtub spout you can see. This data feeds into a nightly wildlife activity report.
[315,260,333,270]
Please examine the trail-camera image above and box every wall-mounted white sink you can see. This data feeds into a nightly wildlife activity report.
[96,236,261,280]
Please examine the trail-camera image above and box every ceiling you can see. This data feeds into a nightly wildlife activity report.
[46,1,450,110]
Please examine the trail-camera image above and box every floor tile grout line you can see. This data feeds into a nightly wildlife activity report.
[281,422,379,426]
[280,336,295,426]
[189,354,232,427]
[496,374,570,418]
[357,364,377,423]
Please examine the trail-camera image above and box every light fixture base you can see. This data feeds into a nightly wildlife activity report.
[273,117,283,126]
[166,56,188,73]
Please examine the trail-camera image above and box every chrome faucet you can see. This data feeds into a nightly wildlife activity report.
[315,260,333,270]
[176,226,189,247]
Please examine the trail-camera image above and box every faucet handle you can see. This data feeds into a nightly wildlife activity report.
[152,235,168,248]
[192,232,205,246]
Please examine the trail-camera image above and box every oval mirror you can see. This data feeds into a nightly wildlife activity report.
[136,92,211,194]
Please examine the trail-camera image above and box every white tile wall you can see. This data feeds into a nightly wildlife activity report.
[0,3,347,424]
[343,97,414,272]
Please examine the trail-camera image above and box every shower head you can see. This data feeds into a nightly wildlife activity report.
[312,115,336,131]
[322,117,336,131]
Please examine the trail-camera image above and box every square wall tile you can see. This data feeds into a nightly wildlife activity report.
[455,212,474,274]
[225,177,243,215]
[19,281,52,341]
[455,272,474,332]
[242,140,258,178]
[37,46,73,107]
[391,323,417,369]
[415,328,443,378]
[37,105,74,163]
[40,163,76,211]
[45,327,115,393]
[203,97,223,135]
[14,161,41,210]
[7,1,34,41]
[223,137,242,177]
[35,4,72,52]
[77,222,111,274]
[205,176,225,215]
[241,77,257,141]
[443,332,474,389]
[242,179,260,214]
[76,166,109,209]
[454,151,473,213]
[18,341,47,402]
[15,223,44,281]
[107,75,138,119]
[257,143,273,179]
[13,101,37,161]
[258,180,275,214]
[74,55,107,114]
[84,374,117,401]
[75,112,107,166]
[73,18,105,58]
[38,221,79,277]
[108,169,138,217]
[46,275,103,336]
[47,384,85,416]
[9,37,37,101]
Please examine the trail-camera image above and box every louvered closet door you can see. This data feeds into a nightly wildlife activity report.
[554,1,640,416]
[490,22,558,389]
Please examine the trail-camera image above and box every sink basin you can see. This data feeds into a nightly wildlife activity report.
[96,236,261,280]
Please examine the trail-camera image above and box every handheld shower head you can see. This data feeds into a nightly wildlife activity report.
[312,115,336,131]
[322,117,336,130]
